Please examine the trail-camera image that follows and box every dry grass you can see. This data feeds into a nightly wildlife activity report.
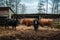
[0,25,60,40]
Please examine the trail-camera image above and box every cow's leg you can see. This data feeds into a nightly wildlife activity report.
[5,25,9,29]
[41,24,44,27]
[12,26,14,30]
[48,24,53,29]
[7,25,9,29]
[5,24,7,29]
[51,25,53,29]
[12,26,16,30]
[14,26,16,30]
[5,22,9,29]
[5,26,6,29]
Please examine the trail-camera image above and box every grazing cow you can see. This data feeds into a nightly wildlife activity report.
[21,18,35,26]
[5,19,20,30]
[39,18,53,28]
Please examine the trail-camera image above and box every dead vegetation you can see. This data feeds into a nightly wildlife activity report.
[0,25,60,40]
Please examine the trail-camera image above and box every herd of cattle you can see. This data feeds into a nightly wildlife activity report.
[0,18,54,30]
[21,18,53,28]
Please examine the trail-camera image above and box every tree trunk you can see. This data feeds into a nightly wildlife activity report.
[46,0,48,14]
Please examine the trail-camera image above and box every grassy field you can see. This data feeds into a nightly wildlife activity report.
[0,25,60,40]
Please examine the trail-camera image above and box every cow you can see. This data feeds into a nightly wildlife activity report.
[21,18,35,26]
[5,19,20,30]
[39,18,53,28]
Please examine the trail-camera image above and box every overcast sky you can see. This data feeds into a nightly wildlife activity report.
[20,0,39,14]
[20,0,52,14]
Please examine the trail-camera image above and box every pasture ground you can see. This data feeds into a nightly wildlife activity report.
[0,25,60,40]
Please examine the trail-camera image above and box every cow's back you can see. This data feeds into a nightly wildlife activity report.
[39,18,53,26]
[21,18,35,26]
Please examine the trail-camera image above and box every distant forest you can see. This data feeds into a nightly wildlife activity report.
[0,0,60,14]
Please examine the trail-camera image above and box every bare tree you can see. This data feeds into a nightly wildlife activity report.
[38,0,45,13]
[5,0,21,13]
[21,4,26,14]
[0,0,6,7]
[51,0,60,14]
[16,0,21,14]
[46,0,48,14]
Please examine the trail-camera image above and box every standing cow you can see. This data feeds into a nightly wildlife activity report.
[5,19,20,30]
[21,18,35,26]
[39,18,53,28]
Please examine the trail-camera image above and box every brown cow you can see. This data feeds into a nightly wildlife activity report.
[39,18,53,28]
[21,18,35,26]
